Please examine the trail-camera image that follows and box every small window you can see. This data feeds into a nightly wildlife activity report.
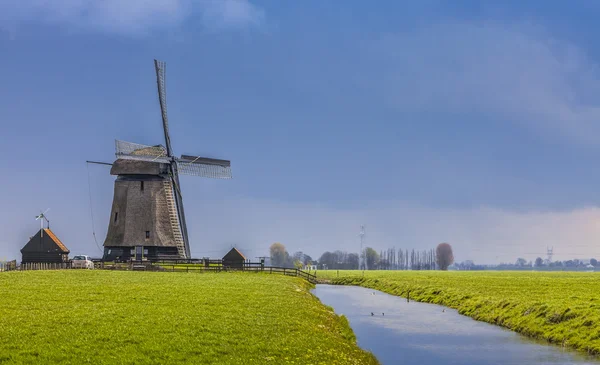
[145,231,150,239]
[114,212,118,223]
[140,181,144,191]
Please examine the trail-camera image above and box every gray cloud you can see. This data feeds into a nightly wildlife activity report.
[373,23,600,144]
[286,22,600,145]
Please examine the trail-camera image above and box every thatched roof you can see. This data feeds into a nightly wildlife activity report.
[110,159,169,176]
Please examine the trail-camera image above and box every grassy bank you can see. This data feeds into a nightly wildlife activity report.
[0,271,378,364]
[321,270,600,355]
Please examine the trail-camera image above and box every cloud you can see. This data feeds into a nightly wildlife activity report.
[184,197,600,264]
[0,0,265,35]
[200,0,264,31]
[283,22,600,146]
[2,193,598,265]
[368,22,600,144]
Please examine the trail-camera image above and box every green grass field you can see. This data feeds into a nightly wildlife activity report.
[0,271,378,365]
[316,270,600,355]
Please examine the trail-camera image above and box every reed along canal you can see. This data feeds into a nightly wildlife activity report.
[313,285,600,365]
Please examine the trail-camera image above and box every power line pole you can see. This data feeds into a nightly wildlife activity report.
[359,225,366,271]
[546,247,554,264]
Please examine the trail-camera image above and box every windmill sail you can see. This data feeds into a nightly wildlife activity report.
[115,140,170,163]
[154,59,173,158]
[154,59,191,259]
[176,155,232,178]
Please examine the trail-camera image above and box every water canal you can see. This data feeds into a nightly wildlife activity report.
[312,285,599,365]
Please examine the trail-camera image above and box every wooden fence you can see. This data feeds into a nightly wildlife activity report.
[0,260,17,272]
[0,260,317,283]
[18,262,72,271]
[150,264,317,283]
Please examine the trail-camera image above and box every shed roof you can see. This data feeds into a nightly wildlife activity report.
[223,247,246,260]
[44,229,69,253]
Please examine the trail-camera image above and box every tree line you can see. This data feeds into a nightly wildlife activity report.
[269,242,454,271]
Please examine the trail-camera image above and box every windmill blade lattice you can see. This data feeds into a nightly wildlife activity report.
[115,140,171,163]
[154,59,173,157]
[176,155,232,178]
[176,160,232,178]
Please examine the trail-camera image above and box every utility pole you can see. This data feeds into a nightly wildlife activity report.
[546,247,554,265]
[359,225,366,272]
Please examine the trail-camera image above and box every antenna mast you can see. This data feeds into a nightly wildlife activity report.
[35,209,50,237]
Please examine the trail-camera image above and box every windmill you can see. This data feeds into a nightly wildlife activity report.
[35,209,50,236]
[89,59,232,261]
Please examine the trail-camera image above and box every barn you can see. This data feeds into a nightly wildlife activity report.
[222,247,246,269]
[21,228,70,264]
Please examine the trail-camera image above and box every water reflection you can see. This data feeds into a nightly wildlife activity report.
[312,285,599,365]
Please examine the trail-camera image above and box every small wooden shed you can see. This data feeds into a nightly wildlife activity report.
[222,247,246,269]
[21,228,70,264]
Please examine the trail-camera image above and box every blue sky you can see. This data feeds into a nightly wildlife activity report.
[2,0,600,264]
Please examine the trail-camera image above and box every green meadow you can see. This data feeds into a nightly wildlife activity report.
[318,270,600,355]
[0,271,378,365]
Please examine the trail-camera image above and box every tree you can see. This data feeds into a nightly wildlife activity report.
[303,254,314,265]
[534,257,544,267]
[363,247,379,270]
[347,253,359,269]
[318,251,334,269]
[292,251,304,263]
[270,243,288,267]
[591,258,598,267]
[436,243,454,271]
[515,258,527,267]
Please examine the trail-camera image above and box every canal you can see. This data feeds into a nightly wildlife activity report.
[313,285,599,365]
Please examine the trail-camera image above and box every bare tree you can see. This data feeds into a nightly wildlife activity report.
[436,243,454,270]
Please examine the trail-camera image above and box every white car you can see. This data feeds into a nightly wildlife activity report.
[72,255,94,269]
